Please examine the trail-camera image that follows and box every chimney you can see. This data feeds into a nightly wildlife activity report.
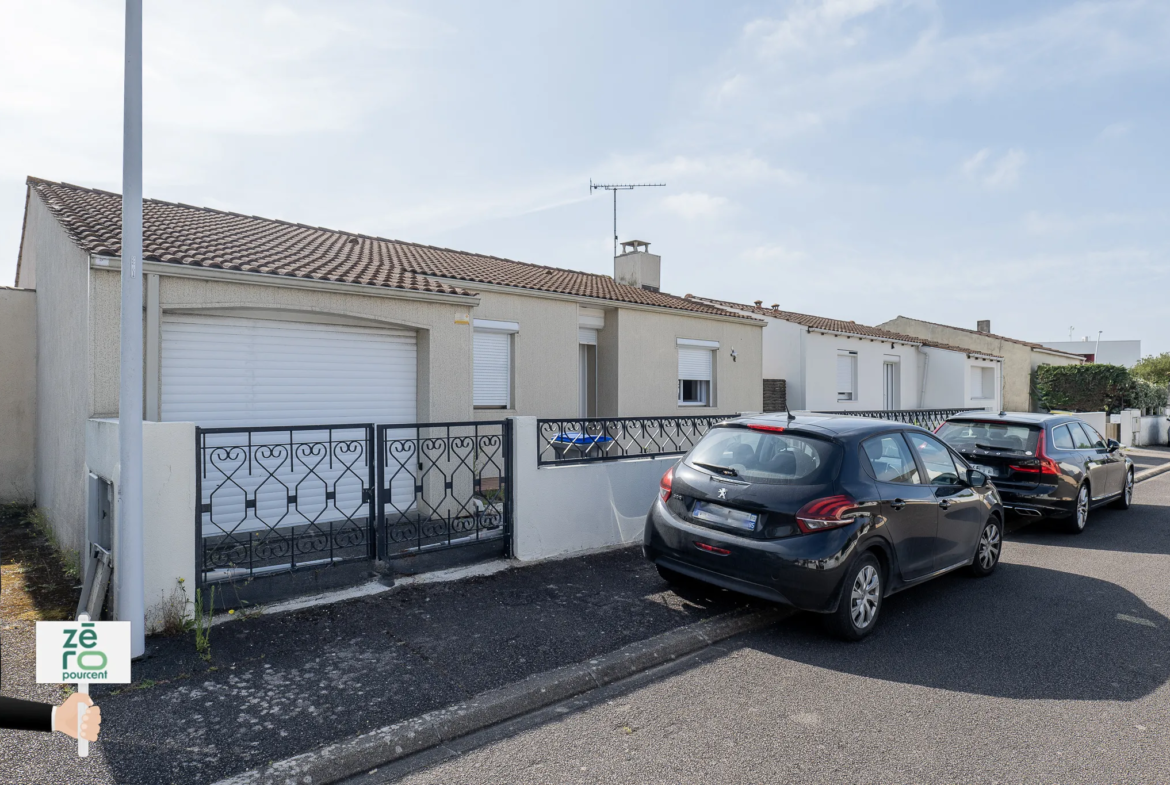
[977,320,991,333]
[614,240,660,292]
[754,300,763,308]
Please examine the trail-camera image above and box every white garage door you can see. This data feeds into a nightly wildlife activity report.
[161,314,416,427]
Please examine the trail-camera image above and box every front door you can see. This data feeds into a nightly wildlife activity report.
[904,432,984,570]
[579,341,597,418]
[883,361,900,409]
[1069,421,1114,499]
[860,432,937,580]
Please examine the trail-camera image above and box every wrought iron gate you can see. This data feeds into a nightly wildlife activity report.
[196,419,512,595]
[376,420,511,573]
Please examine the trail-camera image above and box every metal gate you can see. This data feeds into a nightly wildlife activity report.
[195,419,511,600]
[376,420,511,574]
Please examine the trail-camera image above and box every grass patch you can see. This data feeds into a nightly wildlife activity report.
[0,503,80,622]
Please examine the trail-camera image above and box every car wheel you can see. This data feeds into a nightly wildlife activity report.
[1112,469,1134,510]
[825,552,883,641]
[1067,483,1090,534]
[969,516,1002,577]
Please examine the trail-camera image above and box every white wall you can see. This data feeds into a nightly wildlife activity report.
[1041,340,1141,368]
[0,287,36,502]
[86,419,196,632]
[510,416,674,561]
[1073,412,1108,437]
[1138,415,1169,447]
[800,330,921,411]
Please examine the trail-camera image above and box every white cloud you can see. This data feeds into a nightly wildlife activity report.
[962,147,1026,189]
[661,192,730,220]
[1100,122,1133,139]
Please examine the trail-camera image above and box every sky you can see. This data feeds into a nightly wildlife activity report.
[2,0,1168,353]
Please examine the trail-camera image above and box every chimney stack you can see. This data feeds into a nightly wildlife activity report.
[977,320,991,333]
[614,240,660,292]
[754,300,763,308]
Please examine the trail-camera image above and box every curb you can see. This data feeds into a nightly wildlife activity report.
[1136,461,1170,484]
[212,607,786,785]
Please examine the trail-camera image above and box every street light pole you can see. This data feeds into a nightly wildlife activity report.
[118,0,146,658]
[1094,331,1103,364]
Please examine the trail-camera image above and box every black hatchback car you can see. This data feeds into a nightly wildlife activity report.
[935,412,1134,533]
[644,414,1004,640]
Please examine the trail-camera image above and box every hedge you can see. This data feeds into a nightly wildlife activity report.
[1034,363,1168,415]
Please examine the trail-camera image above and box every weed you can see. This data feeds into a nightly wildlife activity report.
[193,586,215,662]
[153,577,195,636]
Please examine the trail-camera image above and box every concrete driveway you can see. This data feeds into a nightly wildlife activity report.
[384,472,1170,785]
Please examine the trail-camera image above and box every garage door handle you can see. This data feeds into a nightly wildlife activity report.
[890,499,906,511]
[938,499,952,510]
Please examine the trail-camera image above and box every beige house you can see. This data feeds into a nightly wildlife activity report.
[877,316,1083,412]
[6,177,762,555]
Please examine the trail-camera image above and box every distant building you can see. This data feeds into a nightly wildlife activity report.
[1039,339,1142,368]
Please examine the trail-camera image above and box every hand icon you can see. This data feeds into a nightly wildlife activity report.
[54,693,101,742]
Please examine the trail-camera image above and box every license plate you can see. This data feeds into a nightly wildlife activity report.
[692,501,758,531]
[972,464,999,477]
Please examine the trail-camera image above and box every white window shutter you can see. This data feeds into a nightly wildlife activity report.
[474,330,511,406]
[678,347,713,381]
[578,328,598,345]
[837,354,855,398]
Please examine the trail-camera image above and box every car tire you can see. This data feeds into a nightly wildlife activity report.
[825,552,883,641]
[969,516,1003,577]
[1112,469,1134,510]
[1066,483,1090,534]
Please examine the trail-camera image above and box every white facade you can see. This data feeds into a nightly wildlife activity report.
[1040,339,1141,368]
[711,304,1002,413]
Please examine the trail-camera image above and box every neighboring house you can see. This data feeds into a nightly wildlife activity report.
[8,177,763,557]
[1039,338,1142,368]
[688,297,1004,414]
[878,317,1084,412]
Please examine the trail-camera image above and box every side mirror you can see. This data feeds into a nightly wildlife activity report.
[1107,439,1121,452]
[966,469,989,488]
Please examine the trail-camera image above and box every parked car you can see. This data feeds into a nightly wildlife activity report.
[935,412,1134,533]
[643,414,1004,640]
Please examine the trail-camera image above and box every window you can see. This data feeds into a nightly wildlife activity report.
[1076,421,1106,449]
[688,428,842,486]
[473,320,518,408]
[837,352,857,401]
[1067,422,1095,450]
[1052,424,1075,450]
[906,432,962,485]
[970,366,996,400]
[935,420,1039,455]
[678,339,716,406]
[860,434,921,484]
[883,360,900,409]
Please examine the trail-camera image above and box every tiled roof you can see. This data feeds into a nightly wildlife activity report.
[25,177,756,320]
[688,296,1002,358]
[883,316,1084,359]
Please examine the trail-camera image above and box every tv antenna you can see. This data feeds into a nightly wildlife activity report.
[590,179,665,258]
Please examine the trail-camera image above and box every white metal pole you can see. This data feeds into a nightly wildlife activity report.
[76,612,91,758]
[119,0,146,658]
[1094,331,1103,363]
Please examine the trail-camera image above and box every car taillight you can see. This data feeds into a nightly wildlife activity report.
[795,495,864,534]
[747,424,785,433]
[660,465,674,502]
[1010,428,1060,476]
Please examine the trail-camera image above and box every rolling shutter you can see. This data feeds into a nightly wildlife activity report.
[837,353,856,400]
[578,328,598,345]
[161,314,416,427]
[474,330,511,407]
[678,347,713,381]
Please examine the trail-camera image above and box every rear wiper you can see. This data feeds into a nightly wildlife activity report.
[694,461,739,477]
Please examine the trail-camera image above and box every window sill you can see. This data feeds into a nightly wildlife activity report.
[677,403,712,408]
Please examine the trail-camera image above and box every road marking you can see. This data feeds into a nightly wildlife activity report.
[1116,613,1157,628]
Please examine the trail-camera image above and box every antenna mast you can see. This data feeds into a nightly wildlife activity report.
[590,179,665,258]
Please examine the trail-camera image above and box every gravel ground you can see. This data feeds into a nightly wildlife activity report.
[385,471,1170,785]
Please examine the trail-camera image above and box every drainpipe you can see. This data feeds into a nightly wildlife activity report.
[917,346,930,409]
[118,0,146,658]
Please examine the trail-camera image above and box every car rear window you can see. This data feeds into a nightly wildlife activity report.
[687,427,841,485]
[936,420,1040,455]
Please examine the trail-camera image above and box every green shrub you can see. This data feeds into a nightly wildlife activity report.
[1034,363,1167,415]
[1133,352,1170,386]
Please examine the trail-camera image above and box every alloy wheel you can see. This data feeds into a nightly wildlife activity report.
[1125,471,1134,505]
[1076,485,1089,530]
[978,521,1001,570]
[850,565,880,629]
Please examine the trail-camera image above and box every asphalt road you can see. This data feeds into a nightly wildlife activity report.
[385,471,1170,785]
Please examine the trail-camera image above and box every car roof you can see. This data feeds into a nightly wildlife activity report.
[727,412,932,439]
[943,411,1072,426]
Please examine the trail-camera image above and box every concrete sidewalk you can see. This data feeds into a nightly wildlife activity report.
[92,547,765,785]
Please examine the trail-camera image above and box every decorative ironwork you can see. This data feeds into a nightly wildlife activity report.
[196,424,376,587]
[377,421,511,560]
[813,408,988,432]
[537,416,730,466]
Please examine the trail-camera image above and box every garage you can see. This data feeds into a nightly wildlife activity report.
[161,314,417,427]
